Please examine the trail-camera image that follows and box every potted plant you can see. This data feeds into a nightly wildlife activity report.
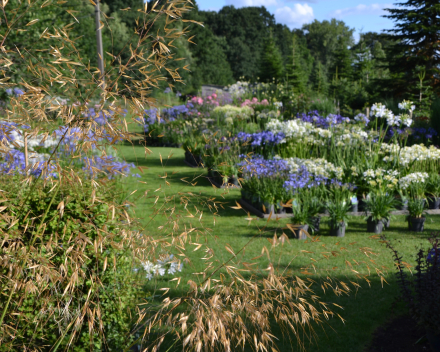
[326,200,351,237]
[427,173,440,209]
[308,197,322,234]
[407,198,427,232]
[364,192,397,234]
[383,235,440,352]
[290,200,311,240]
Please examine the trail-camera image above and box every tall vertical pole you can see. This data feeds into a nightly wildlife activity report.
[95,0,105,90]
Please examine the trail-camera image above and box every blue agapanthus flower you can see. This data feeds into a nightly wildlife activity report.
[427,247,440,264]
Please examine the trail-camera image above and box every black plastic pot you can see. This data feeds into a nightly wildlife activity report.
[184,151,203,167]
[366,217,384,234]
[428,197,440,210]
[291,224,309,240]
[330,222,346,237]
[310,216,321,233]
[262,203,275,215]
[228,176,240,187]
[358,199,366,212]
[427,330,440,352]
[410,217,425,232]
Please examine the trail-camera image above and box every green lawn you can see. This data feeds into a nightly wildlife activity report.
[116,137,437,352]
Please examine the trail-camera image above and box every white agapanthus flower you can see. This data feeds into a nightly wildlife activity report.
[285,157,343,179]
[400,113,413,127]
[399,172,429,190]
[371,103,387,118]
[141,254,183,280]
[273,101,283,109]
[386,112,401,127]
[398,100,416,112]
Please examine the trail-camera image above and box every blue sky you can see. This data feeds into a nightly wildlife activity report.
[196,0,400,41]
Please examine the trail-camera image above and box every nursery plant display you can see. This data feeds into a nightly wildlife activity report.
[144,84,440,237]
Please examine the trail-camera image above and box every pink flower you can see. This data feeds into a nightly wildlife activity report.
[261,99,269,105]
[207,96,212,101]
[198,112,201,115]
[197,98,203,105]
[212,93,217,99]
[252,97,258,103]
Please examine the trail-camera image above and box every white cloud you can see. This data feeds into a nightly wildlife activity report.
[329,3,395,19]
[274,4,314,29]
[225,0,278,6]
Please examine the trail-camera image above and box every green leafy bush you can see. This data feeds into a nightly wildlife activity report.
[0,176,141,351]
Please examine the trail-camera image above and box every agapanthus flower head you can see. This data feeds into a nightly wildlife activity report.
[371,103,387,118]
[398,100,415,112]
[354,113,369,125]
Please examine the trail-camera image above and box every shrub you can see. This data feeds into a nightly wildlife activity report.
[0,176,140,350]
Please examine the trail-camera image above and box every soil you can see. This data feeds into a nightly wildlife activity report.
[367,315,432,352]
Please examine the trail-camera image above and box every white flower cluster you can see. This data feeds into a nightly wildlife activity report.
[382,144,440,166]
[0,125,60,151]
[213,105,253,122]
[370,102,413,127]
[363,168,399,189]
[267,119,372,146]
[141,254,183,280]
[226,81,249,97]
[399,172,429,190]
[398,100,416,112]
[267,119,313,143]
[285,157,344,179]
[273,101,283,109]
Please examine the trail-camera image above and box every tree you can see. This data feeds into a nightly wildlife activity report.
[330,36,353,81]
[285,36,307,93]
[185,4,234,88]
[302,19,354,77]
[203,6,292,80]
[384,0,440,93]
[259,33,284,82]
[311,60,329,95]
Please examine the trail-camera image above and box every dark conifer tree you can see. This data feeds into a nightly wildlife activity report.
[383,0,440,92]
[285,36,307,93]
[259,33,284,82]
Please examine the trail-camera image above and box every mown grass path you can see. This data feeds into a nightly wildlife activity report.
[116,137,438,352]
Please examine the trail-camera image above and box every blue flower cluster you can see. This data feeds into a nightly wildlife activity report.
[162,105,189,119]
[54,126,98,154]
[235,131,285,147]
[238,156,289,178]
[0,121,29,144]
[427,247,440,264]
[83,107,114,125]
[0,150,56,178]
[283,166,327,193]
[297,111,350,128]
[387,126,438,140]
[82,155,140,179]
[6,88,24,96]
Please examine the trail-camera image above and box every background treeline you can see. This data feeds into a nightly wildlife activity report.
[5,0,440,117]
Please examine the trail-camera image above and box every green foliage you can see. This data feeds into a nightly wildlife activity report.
[364,193,397,221]
[285,35,307,94]
[383,0,440,94]
[408,198,427,218]
[259,33,284,83]
[0,177,140,351]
